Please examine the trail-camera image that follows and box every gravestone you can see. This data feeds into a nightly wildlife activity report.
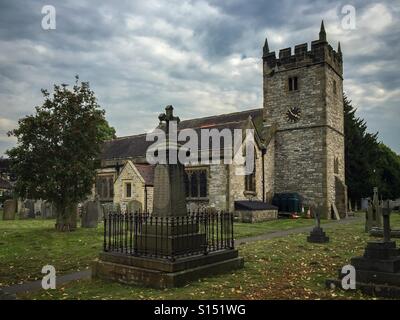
[101,203,120,220]
[365,187,382,232]
[41,201,55,219]
[81,200,100,228]
[361,198,368,210]
[17,199,27,219]
[327,200,400,298]
[24,200,35,219]
[34,199,43,217]
[307,205,329,243]
[3,199,17,220]
[354,201,358,212]
[127,200,142,213]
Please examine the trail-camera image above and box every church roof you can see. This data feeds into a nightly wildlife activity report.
[101,108,263,161]
[135,164,155,186]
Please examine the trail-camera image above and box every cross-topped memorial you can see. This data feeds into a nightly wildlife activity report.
[93,105,244,288]
[327,199,400,297]
[153,105,186,217]
[158,105,180,133]
[307,204,329,243]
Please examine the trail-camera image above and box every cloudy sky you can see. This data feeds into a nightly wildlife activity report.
[0,0,399,156]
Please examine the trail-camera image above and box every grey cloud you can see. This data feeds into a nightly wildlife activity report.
[0,0,399,155]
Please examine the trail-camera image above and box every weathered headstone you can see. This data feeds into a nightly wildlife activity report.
[101,203,120,220]
[81,200,100,228]
[365,187,382,232]
[24,200,35,219]
[327,200,400,298]
[34,199,43,217]
[3,199,17,220]
[361,198,368,210]
[41,201,55,219]
[127,200,142,213]
[307,205,329,243]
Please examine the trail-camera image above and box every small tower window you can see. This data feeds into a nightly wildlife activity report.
[288,77,298,91]
[333,80,337,95]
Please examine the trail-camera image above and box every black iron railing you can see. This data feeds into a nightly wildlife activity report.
[103,211,234,260]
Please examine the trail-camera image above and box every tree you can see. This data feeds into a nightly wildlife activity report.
[375,143,400,200]
[7,76,115,231]
[344,94,400,203]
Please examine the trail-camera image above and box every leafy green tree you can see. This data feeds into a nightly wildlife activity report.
[7,76,115,231]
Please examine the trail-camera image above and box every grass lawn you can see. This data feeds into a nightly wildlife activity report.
[1,212,399,299]
[18,213,400,300]
[0,215,318,287]
[235,217,316,238]
[0,218,103,287]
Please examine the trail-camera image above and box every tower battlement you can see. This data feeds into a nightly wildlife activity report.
[262,21,347,219]
[263,22,343,77]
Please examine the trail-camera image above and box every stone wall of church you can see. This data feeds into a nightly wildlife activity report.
[264,138,275,203]
[113,162,146,211]
[325,66,344,133]
[145,186,154,213]
[228,146,265,212]
[325,65,346,216]
[274,127,327,208]
[185,146,269,213]
[208,164,228,210]
[326,128,346,215]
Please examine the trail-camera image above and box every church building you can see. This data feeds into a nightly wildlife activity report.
[95,22,347,219]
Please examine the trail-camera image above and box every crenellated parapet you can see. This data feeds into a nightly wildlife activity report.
[263,21,343,77]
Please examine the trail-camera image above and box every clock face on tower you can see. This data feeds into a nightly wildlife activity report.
[285,106,301,123]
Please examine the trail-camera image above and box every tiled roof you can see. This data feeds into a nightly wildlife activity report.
[101,108,263,161]
[135,164,155,186]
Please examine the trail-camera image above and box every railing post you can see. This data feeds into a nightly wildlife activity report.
[203,211,208,255]
[134,212,138,256]
[170,217,175,262]
[103,213,107,252]
[231,212,234,249]
[129,213,133,255]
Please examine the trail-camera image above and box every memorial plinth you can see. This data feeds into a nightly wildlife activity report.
[93,105,243,288]
[326,201,400,298]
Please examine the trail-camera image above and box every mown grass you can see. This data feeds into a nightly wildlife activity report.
[235,218,316,238]
[0,215,319,287]
[0,218,103,286]
[2,212,399,299]
[19,213,400,300]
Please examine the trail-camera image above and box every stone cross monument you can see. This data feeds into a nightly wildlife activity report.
[307,205,329,243]
[327,199,400,298]
[152,105,187,217]
[365,187,383,232]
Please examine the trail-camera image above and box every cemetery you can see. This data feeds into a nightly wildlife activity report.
[0,9,399,303]
[1,209,399,299]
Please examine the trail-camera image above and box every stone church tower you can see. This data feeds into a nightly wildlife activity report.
[262,22,347,218]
